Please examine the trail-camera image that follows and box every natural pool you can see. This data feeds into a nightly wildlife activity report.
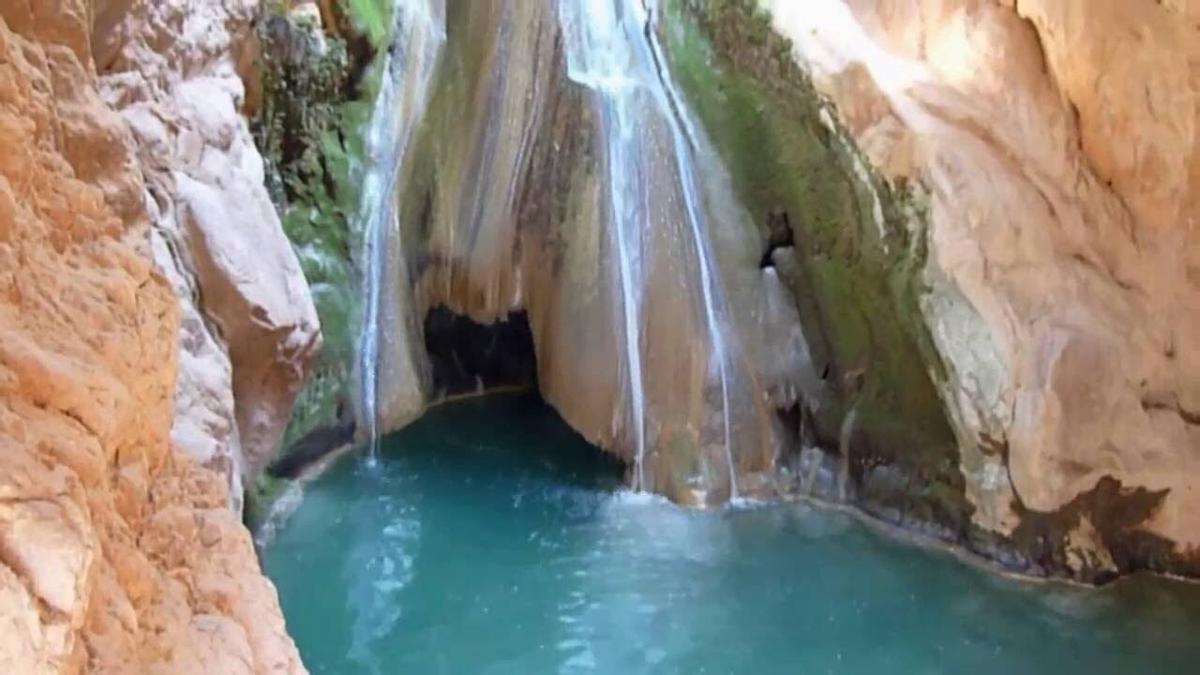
[263,395,1200,674]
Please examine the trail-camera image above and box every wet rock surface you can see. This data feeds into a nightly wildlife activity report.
[366,0,812,505]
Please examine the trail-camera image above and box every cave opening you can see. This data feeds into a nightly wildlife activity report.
[419,305,627,477]
[421,305,540,400]
[267,305,621,485]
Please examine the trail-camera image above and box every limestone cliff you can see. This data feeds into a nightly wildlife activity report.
[670,0,1199,580]
[95,0,321,508]
[0,1,304,672]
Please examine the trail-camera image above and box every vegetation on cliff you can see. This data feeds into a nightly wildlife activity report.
[246,0,394,526]
[253,0,393,448]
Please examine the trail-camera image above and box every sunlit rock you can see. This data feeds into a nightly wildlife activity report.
[0,1,304,671]
[96,0,321,501]
[757,0,1200,572]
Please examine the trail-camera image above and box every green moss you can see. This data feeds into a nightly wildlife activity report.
[665,0,968,528]
[243,473,289,532]
[343,0,393,48]
[253,2,395,446]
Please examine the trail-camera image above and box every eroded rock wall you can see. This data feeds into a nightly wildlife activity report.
[673,0,1198,579]
[773,0,1199,576]
[95,0,321,503]
[0,1,304,672]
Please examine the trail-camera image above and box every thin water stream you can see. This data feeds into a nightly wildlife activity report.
[558,0,740,495]
[356,0,445,459]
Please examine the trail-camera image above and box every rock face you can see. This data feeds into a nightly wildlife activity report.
[0,1,304,672]
[95,0,321,504]
[667,0,1198,579]
[366,0,813,503]
[773,0,1199,575]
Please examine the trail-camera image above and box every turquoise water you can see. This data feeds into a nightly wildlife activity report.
[264,395,1200,674]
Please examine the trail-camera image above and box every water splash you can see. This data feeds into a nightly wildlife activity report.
[344,462,421,675]
[557,0,739,497]
[356,0,446,460]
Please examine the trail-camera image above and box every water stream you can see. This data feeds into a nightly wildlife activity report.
[558,0,740,496]
[265,396,1200,674]
[355,0,445,460]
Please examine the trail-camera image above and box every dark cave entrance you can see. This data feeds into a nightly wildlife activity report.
[422,306,539,400]
[265,306,620,498]
[420,305,627,477]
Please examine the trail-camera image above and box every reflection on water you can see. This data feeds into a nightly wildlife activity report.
[265,395,1200,675]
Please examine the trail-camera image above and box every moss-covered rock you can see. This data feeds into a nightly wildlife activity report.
[664,0,968,530]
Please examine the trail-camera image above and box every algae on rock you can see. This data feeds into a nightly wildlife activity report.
[665,0,967,529]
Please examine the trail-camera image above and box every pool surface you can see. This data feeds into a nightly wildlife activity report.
[264,395,1200,674]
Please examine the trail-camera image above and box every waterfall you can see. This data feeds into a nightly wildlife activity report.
[837,403,859,502]
[642,0,740,500]
[356,0,445,461]
[558,0,740,497]
[558,0,649,491]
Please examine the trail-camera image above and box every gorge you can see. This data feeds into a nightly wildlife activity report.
[0,0,1198,673]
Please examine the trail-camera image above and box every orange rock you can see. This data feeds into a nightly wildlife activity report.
[765,0,1200,557]
[0,2,305,672]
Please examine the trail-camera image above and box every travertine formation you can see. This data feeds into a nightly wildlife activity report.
[368,0,812,503]
[0,1,304,672]
[763,0,1199,570]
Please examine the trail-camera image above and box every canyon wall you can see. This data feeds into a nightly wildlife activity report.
[0,0,306,672]
[669,0,1199,580]
[95,0,321,509]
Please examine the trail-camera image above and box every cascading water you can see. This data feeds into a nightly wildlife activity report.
[556,0,649,491]
[558,0,740,497]
[356,0,446,461]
